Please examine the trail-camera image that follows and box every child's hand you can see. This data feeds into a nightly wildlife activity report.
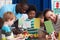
[29,34,34,38]
[54,32,58,38]
[51,32,58,40]
[14,34,25,40]
[46,32,58,40]
[46,34,52,40]
[14,37,25,40]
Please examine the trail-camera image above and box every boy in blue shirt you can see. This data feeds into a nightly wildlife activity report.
[1,12,22,40]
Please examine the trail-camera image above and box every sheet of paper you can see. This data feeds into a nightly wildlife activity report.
[23,21,31,29]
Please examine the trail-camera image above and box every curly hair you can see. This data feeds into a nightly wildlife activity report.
[26,5,36,14]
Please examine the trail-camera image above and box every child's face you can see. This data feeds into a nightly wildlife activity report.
[45,11,56,22]
[40,17,44,25]
[8,18,15,26]
[28,11,36,19]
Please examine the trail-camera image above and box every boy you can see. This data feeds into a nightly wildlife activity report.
[1,12,22,40]
[43,9,60,32]
[36,11,44,27]
[21,5,37,40]
[36,11,46,40]
[23,5,36,29]
[43,9,59,40]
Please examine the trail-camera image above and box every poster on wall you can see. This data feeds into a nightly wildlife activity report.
[0,0,12,8]
[52,0,60,14]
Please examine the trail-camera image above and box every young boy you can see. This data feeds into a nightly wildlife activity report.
[23,5,36,29]
[43,9,59,40]
[1,12,16,40]
[36,11,46,40]
[1,12,23,40]
[36,11,44,27]
[22,5,37,40]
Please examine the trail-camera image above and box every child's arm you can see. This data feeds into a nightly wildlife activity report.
[46,32,58,40]
[2,26,14,40]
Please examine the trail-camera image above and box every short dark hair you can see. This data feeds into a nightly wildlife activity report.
[26,5,36,14]
[43,9,53,21]
[35,11,43,18]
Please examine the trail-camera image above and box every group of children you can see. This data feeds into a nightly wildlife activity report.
[0,3,60,40]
